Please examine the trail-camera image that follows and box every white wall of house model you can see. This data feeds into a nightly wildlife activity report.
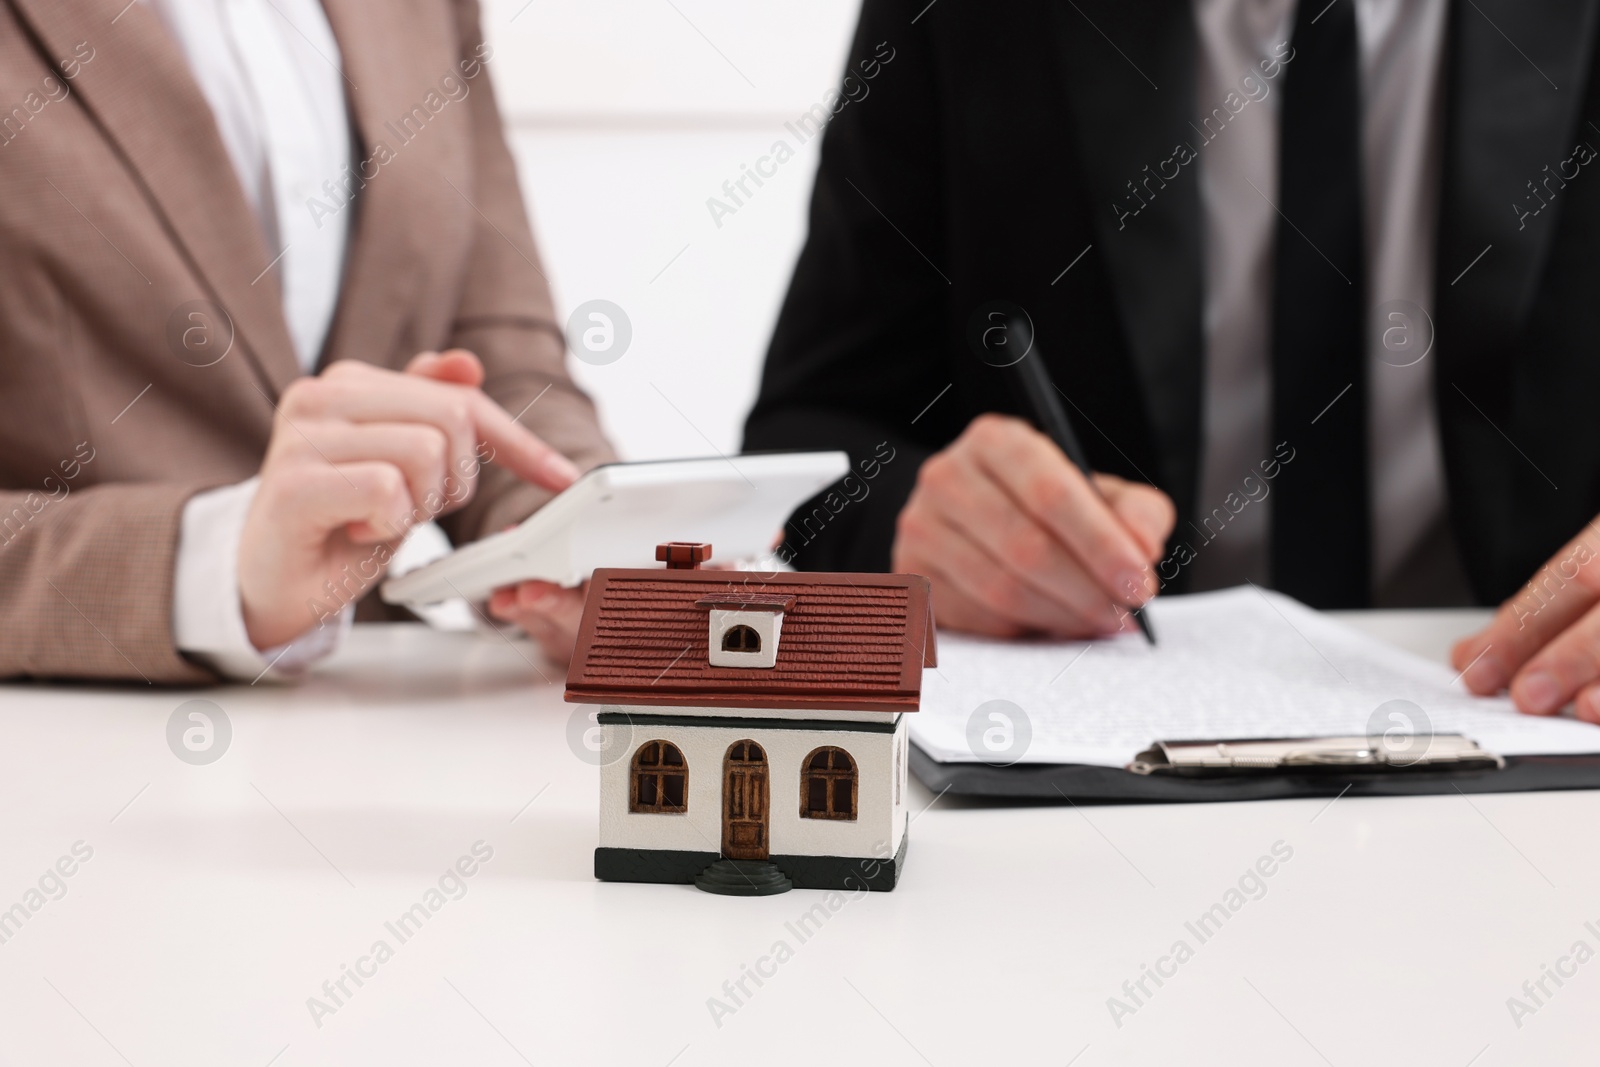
[597,706,910,861]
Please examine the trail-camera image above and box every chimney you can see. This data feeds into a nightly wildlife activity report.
[657,541,712,570]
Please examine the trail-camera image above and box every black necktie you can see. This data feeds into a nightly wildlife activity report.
[1270,0,1370,608]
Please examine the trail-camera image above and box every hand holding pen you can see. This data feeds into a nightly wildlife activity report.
[889,317,1173,641]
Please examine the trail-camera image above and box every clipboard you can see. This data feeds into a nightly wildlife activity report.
[905,589,1600,804]
[909,737,1600,803]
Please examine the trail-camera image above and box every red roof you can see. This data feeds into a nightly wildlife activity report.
[565,568,935,712]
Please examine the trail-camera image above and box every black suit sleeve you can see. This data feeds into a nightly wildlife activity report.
[742,0,951,573]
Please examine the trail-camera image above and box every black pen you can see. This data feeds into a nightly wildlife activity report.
[1002,315,1157,644]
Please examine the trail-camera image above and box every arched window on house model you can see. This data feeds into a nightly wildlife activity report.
[721,624,761,653]
[631,741,688,813]
[801,746,857,820]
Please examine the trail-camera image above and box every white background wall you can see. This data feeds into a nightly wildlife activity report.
[480,0,864,459]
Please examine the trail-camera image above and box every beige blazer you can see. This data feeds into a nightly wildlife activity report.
[0,0,614,682]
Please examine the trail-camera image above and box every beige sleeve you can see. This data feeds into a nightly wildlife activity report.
[0,482,215,683]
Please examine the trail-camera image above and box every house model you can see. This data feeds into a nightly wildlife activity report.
[565,542,935,895]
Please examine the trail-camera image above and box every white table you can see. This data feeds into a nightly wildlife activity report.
[2,612,1595,1067]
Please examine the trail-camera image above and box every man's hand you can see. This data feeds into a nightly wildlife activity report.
[1452,522,1600,721]
[237,350,579,650]
[891,414,1175,638]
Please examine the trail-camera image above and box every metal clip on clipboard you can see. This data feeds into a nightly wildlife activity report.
[1127,734,1506,777]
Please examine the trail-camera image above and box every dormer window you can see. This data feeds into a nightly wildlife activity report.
[722,625,761,653]
[697,593,796,669]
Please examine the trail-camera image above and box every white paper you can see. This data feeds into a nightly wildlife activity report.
[911,587,1600,766]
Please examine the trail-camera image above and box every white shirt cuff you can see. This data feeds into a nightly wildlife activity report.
[173,477,352,681]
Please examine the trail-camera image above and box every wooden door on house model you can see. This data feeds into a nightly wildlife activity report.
[722,740,769,860]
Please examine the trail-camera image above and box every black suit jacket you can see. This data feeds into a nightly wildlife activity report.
[743,0,1600,606]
